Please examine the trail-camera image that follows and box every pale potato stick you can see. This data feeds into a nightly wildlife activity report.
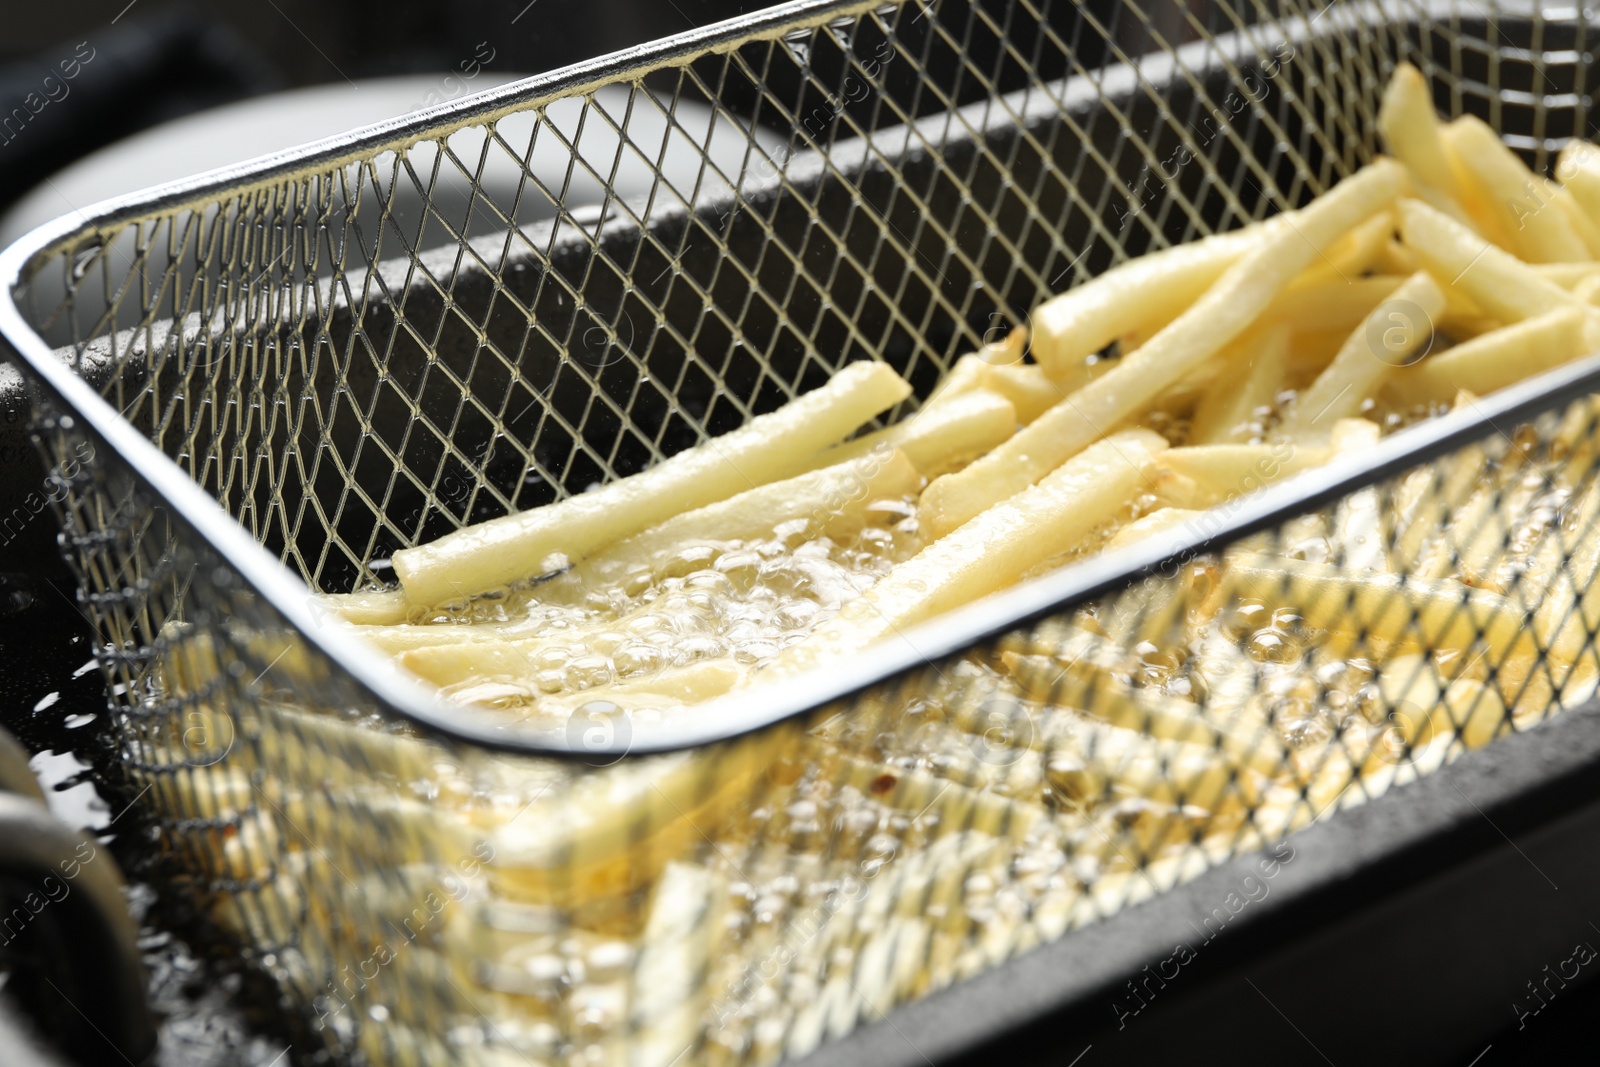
[807,393,1014,476]
[1327,419,1390,572]
[491,726,792,904]
[778,429,1168,671]
[1029,223,1267,374]
[399,635,740,700]
[1143,441,1330,510]
[924,353,990,407]
[1375,238,1420,275]
[1125,275,1402,353]
[1534,261,1600,288]
[1443,116,1590,262]
[1282,271,1446,435]
[1342,652,1446,773]
[984,362,1086,424]
[1437,678,1512,749]
[1383,305,1586,408]
[977,325,1029,366]
[1438,120,1521,249]
[1556,187,1600,258]
[596,447,920,579]
[1435,310,1503,340]
[1418,441,1543,587]
[1296,210,1396,287]
[923,162,1404,536]
[1046,722,1271,810]
[1558,141,1600,225]
[1224,554,1585,669]
[391,361,912,608]
[1269,274,1405,327]
[312,589,408,626]
[1002,651,1286,775]
[352,452,921,652]
[1389,395,1487,570]
[1396,198,1579,323]
[353,619,545,655]
[1190,324,1290,444]
[1044,354,1116,395]
[1104,507,1203,550]
[1378,64,1474,214]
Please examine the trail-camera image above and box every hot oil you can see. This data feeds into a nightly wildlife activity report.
[430,495,925,716]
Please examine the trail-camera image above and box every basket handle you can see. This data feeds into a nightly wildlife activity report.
[0,727,156,1066]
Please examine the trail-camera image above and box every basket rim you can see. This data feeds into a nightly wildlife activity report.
[1,0,1596,759]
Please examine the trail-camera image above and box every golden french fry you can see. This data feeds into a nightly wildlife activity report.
[1282,271,1446,434]
[1396,198,1579,324]
[1442,116,1590,262]
[809,393,1014,476]
[780,429,1168,670]
[1190,325,1290,444]
[1383,304,1587,408]
[922,162,1404,537]
[392,361,911,609]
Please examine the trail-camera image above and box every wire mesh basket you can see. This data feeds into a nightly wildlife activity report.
[5,0,1600,1063]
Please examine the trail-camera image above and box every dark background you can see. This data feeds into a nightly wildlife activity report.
[0,2,1598,1065]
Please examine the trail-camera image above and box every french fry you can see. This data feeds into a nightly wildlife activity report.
[1143,441,1330,510]
[1375,239,1420,275]
[1396,198,1580,324]
[1190,325,1290,444]
[491,726,795,905]
[1029,224,1267,375]
[1442,116,1590,262]
[1378,64,1478,223]
[1383,304,1586,408]
[1265,276,1405,334]
[312,589,408,626]
[391,361,912,609]
[400,641,741,702]
[1223,554,1585,670]
[924,353,991,407]
[1535,261,1600,289]
[1045,721,1271,810]
[779,429,1168,669]
[1326,419,1390,572]
[808,394,1014,476]
[1002,651,1285,775]
[1297,210,1397,287]
[922,162,1404,536]
[1104,507,1203,550]
[1282,271,1446,434]
[984,363,1082,424]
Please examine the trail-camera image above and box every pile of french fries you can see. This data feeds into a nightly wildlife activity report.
[156,65,1600,1064]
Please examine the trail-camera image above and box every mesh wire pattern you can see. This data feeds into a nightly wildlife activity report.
[6,0,1600,1063]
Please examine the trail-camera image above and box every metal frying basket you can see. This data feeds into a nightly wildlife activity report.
[5,0,1600,1062]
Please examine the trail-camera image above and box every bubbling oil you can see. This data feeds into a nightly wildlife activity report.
[428,496,925,714]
